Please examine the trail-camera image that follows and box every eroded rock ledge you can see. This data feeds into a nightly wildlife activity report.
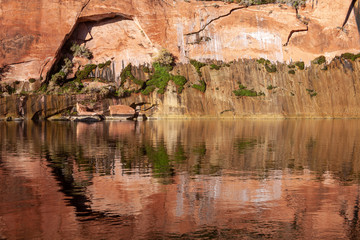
[0,0,359,84]
[2,56,360,120]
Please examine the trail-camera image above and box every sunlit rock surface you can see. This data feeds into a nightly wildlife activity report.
[0,0,359,83]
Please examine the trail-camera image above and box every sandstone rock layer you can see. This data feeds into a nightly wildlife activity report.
[0,0,359,83]
[2,58,360,119]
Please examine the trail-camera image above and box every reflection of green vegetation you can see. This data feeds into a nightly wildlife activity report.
[192,144,207,156]
[145,143,173,177]
[235,139,257,153]
[306,137,316,149]
[192,143,207,175]
[174,144,187,162]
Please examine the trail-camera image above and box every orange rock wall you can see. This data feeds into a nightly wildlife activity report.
[2,58,360,119]
[0,0,359,82]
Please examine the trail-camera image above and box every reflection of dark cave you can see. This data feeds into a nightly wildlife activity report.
[44,151,134,222]
[341,0,360,34]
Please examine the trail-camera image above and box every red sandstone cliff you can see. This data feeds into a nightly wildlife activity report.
[0,0,359,83]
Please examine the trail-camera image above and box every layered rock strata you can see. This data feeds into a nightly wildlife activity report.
[0,0,359,83]
[1,58,360,119]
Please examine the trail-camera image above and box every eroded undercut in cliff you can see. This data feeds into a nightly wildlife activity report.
[47,12,157,85]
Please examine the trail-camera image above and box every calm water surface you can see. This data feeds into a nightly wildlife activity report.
[1,120,360,239]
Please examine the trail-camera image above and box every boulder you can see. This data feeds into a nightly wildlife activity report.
[76,102,103,116]
[109,105,135,116]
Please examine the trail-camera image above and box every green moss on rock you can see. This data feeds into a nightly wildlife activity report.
[312,56,326,65]
[192,80,206,93]
[190,59,206,77]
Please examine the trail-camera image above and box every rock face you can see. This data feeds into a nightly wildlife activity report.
[0,0,359,83]
[2,58,360,119]
[109,105,135,116]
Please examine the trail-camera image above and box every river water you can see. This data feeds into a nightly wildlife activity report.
[0,120,360,239]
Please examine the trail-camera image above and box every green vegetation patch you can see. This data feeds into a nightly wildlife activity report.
[295,61,305,70]
[29,78,36,83]
[210,64,221,70]
[288,64,296,69]
[120,64,145,86]
[340,53,360,61]
[143,63,172,94]
[142,66,150,73]
[312,56,326,65]
[233,83,264,97]
[98,60,111,69]
[288,70,296,74]
[75,64,97,81]
[141,63,188,95]
[172,75,187,93]
[70,43,92,59]
[321,65,328,71]
[192,80,206,93]
[190,59,206,77]
[51,71,66,84]
[5,85,15,95]
[267,84,277,90]
[257,58,277,73]
[306,88,317,97]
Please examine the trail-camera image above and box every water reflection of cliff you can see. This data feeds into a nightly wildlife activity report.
[1,120,360,239]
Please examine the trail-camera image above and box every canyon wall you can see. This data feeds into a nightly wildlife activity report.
[1,58,360,119]
[0,0,359,83]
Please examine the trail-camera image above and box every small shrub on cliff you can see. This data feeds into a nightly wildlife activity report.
[61,58,73,75]
[51,71,66,84]
[141,85,156,95]
[192,80,206,93]
[288,70,296,74]
[210,64,221,70]
[70,43,92,59]
[312,56,326,65]
[233,83,263,97]
[143,66,150,73]
[137,63,187,95]
[190,59,206,77]
[306,89,317,97]
[98,60,111,69]
[341,53,360,61]
[120,64,144,86]
[267,85,277,90]
[265,64,277,73]
[28,78,36,83]
[153,49,175,67]
[172,75,187,93]
[145,63,172,94]
[233,88,258,97]
[288,64,296,68]
[321,65,328,71]
[5,85,15,95]
[75,64,97,81]
[295,61,304,70]
[257,58,277,73]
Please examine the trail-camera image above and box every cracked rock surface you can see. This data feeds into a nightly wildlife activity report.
[0,0,359,83]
